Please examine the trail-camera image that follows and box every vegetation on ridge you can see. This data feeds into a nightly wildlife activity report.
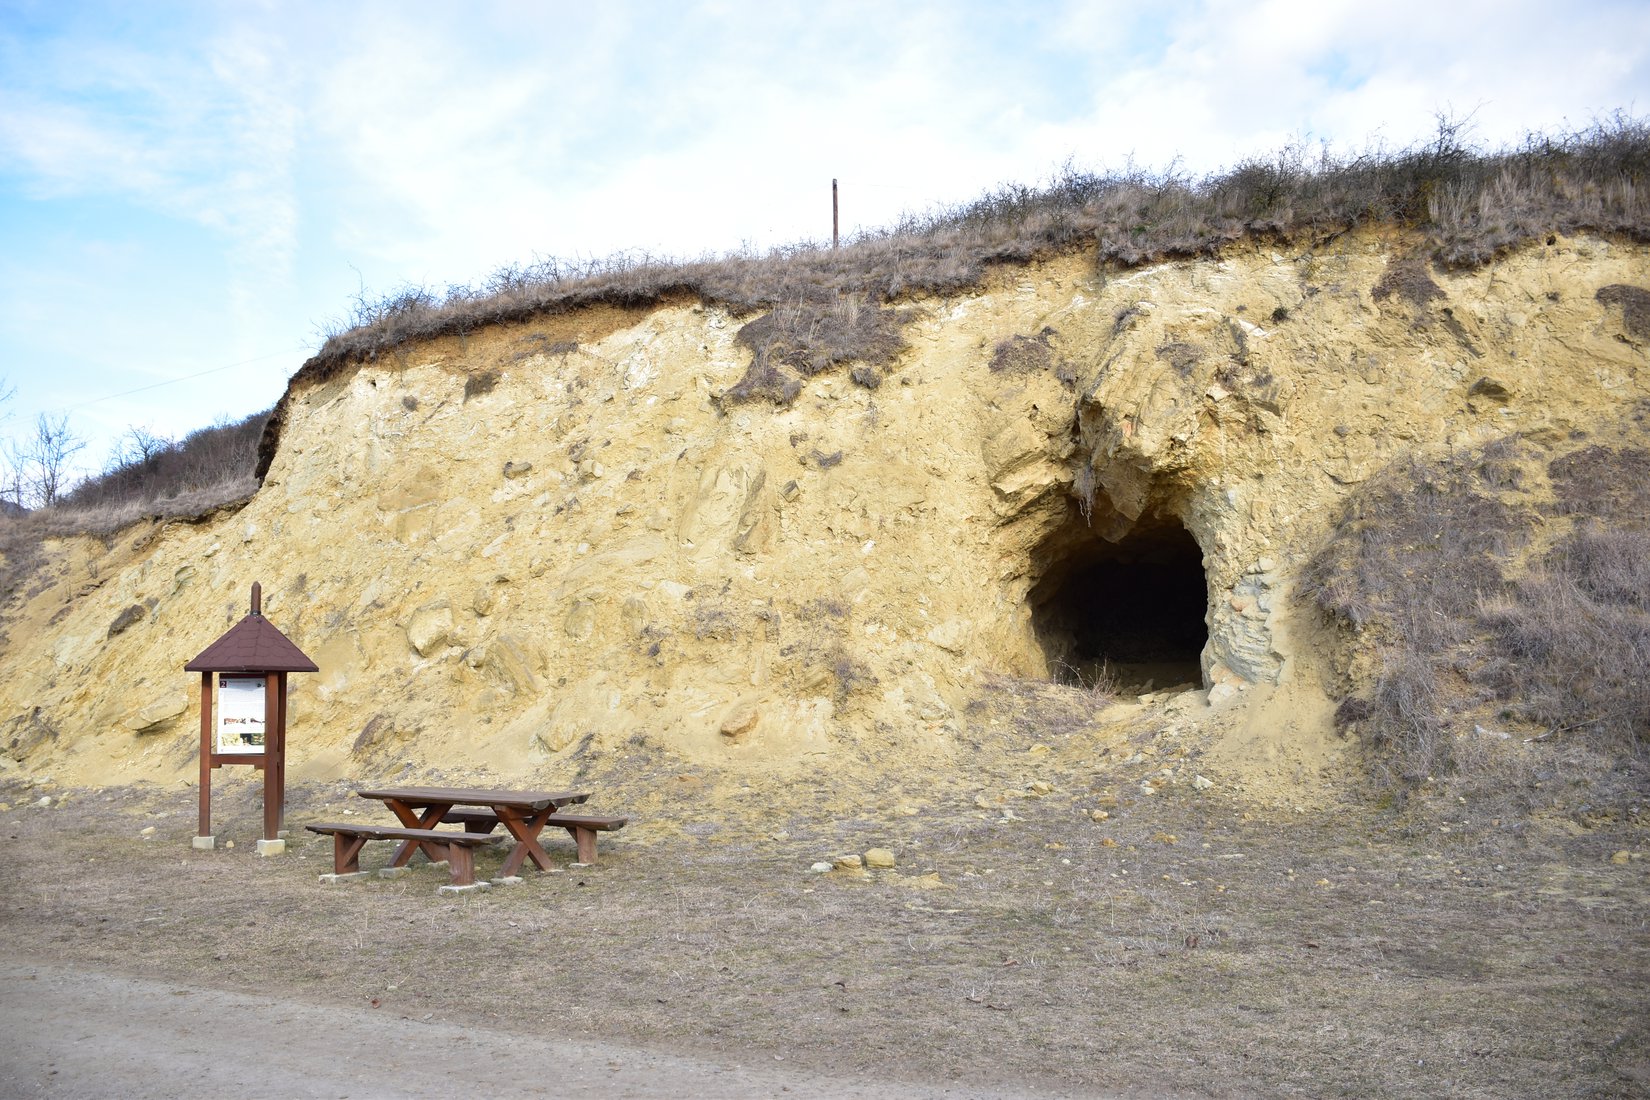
[305,115,1650,379]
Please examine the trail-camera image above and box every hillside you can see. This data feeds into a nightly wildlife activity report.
[1,224,1646,811]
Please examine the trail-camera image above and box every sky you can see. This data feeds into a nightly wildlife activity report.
[1,0,1646,485]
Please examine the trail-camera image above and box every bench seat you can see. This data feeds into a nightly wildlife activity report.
[306,823,502,885]
[441,809,628,863]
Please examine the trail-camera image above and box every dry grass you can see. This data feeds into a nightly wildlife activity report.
[722,293,910,407]
[1304,433,1650,808]
[273,116,1649,433]
[3,748,1647,1098]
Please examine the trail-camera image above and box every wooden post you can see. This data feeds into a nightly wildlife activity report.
[275,671,289,832]
[832,179,839,250]
[197,670,213,838]
[262,671,280,841]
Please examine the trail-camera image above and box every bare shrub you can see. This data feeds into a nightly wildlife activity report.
[828,647,877,703]
[0,410,269,618]
[691,601,737,642]
[5,414,86,510]
[60,410,268,521]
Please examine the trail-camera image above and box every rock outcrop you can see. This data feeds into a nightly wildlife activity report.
[2,230,1646,787]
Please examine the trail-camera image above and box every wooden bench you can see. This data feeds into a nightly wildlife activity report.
[442,809,628,864]
[306,823,503,886]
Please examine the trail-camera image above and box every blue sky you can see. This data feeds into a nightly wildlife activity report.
[1,0,1647,484]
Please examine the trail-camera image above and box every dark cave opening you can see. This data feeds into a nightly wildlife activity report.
[1030,513,1208,694]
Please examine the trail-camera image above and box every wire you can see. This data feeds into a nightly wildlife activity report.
[56,345,307,413]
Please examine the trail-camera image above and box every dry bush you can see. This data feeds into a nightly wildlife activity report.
[1303,446,1533,635]
[1306,436,1650,801]
[462,370,500,402]
[1477,526,1650,746]
[718,358,801,407]
[1153,341,1203,377]
[1303,440,1536,788]
[1545,445,1650,522]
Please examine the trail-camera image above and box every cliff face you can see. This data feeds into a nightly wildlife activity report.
[3,230,1647,790]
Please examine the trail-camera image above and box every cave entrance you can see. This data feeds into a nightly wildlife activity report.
[1029,512,1208,694]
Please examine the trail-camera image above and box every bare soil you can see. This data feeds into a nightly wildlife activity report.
[2,736,1647,1099]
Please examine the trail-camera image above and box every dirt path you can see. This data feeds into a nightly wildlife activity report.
[0,960,1038,1099]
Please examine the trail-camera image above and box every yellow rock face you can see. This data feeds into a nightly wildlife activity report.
[2,231,1647,788]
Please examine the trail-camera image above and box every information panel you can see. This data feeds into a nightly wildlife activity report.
[215,674,267,755]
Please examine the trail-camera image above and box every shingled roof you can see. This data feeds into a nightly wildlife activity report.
[184,584,317,673]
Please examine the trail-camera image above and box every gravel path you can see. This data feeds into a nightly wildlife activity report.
[0,960,1031,1099]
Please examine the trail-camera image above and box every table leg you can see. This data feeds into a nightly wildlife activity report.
[333,834,369,875]
[497,805,557,875]
[447,843,476,886]
[381,799,452,867]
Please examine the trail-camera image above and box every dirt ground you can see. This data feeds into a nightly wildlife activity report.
[2,713,1648,1099]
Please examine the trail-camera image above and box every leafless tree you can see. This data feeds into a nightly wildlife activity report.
[105,424,175,473]
[7,413,86,509]
[0,377,19,512]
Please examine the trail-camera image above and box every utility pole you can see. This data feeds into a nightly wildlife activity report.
[832,179,839,250]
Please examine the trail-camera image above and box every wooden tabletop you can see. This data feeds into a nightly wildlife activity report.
[355,786,591,810]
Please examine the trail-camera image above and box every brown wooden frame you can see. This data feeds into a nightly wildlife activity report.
[355,787,592,876]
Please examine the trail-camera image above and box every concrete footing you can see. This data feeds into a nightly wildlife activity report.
[191,835,217,851]
[438,881,493,896]
[490,876,525,886]
[255,838,286,857]
[319,871,372,884]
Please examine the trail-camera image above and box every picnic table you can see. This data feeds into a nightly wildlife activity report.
[353,785,619,876]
